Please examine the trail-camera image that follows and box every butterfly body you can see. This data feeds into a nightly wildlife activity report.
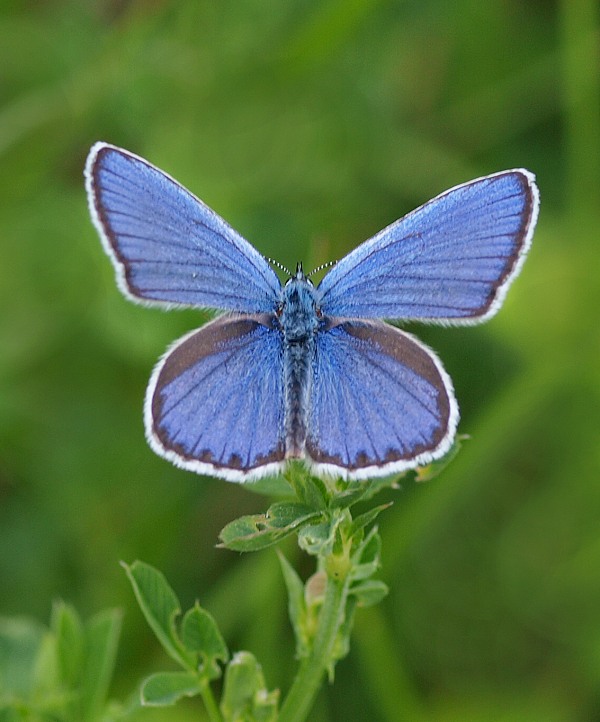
[85,143,539,482]
[277,264,321,457]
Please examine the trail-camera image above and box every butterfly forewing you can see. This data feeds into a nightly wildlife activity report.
[146,315,286,481]
[318,170,539,323]
[85,143,281,313]
[306,320,458,479]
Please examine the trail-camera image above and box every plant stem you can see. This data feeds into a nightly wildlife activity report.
[279,567,349,722]
[200,681,223,722]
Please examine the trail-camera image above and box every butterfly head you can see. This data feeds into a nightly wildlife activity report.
[293,261,308,282]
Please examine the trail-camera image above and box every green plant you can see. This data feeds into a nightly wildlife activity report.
[122,455,457,722]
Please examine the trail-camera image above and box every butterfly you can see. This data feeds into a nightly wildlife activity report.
[85,143,539,482]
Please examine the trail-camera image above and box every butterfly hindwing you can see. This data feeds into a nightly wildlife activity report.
[318,170,539,323]
[146,315,286,481]
[306,320,458,479]
[85,143,281,313]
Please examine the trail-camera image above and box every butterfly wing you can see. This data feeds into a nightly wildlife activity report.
[306,320,458,479]
[318,170,539,323]
[85,143,281,313]
[145,315,286,481]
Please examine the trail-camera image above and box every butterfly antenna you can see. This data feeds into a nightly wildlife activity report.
[307,259,336,278]
[266,257,292,276]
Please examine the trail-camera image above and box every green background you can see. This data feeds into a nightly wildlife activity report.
[1,0,599,719]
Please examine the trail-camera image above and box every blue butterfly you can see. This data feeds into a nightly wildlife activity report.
[85,143,539,482]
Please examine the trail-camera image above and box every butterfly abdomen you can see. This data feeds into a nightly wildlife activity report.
[283,338,314,457]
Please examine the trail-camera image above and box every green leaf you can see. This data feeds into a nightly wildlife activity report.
[328,481,370,510]
[181,603,229,680]
[356,526,381,564]
[350,527,382,581]
[277,552,308,659]
[349,580,389,607]
[51,600,84,689]
[221,650,262,716]
[80,608,122,720]
[328,596,358,680]
[281,462,321,506]
[218,503,321,552]
[122,561,193,669]
[349,503,392,538]
[284,467,329,511]
[268,502,319,528]
[220,651,278,722]
[253,695,279,722]
[141,671,201,707]
[298,520,334,557]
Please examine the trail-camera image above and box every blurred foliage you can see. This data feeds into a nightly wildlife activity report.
[0,603,125,722]
[0,0,599,720]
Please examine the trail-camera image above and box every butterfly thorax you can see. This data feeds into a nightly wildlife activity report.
[277,266,320,343]
[277,266,321,457]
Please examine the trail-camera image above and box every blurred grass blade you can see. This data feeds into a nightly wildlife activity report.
[80,608,122,720]
[0,617,46,698]
[51,600,84,690]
